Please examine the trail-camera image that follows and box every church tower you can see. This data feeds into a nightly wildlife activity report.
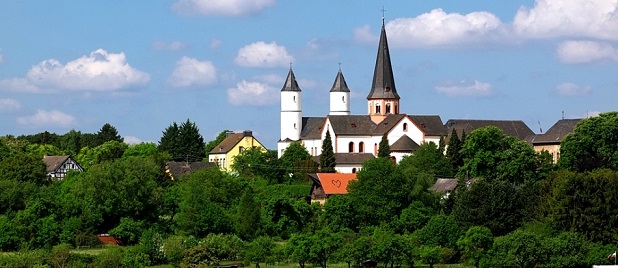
[278,68,302,156]
[367,19,400,123]
[329,68,351,115]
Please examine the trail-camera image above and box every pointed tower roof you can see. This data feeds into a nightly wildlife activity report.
[330,69,350,92]
[281,68,301,92]
[367,21,399,100]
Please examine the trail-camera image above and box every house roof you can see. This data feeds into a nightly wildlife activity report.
[530,118,582,144]
[445,119,535,140]
[367,22,399,100]
[312,173,357,194]
[281,68,301,92]
[210,131,261,154]
[300,117,326,139]
[429,178,458,192]
[42,155,71,173]
[330,69,350,93]
[165,161,216,178]
[390,135,420,152]
[408,115,447,136]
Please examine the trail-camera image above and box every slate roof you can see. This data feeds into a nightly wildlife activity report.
[429,178,458,193]
[330,69,350,92]
[327,114,406,136]
[367,22,400,100]
[281,68,301,92]
[529,119,582,144]
[408,115,447,136]
[166,161,216,178]
[445,119,535,140]
[300,117,326,139]
[311,153,375,165]
[390,135,420,152]
[43,155,71,173]
[310,173,357,194]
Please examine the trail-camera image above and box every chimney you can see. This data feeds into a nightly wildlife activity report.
[243,130,252,137]
[225,131,234,137]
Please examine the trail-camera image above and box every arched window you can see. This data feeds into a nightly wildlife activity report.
[403,123,408,132]
[359,142,365,153]
[386,103,391,114]
[348,142,354,153]
[374,143,378,155]
[375,103,381,114]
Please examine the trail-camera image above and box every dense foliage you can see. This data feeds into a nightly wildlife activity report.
[1,114,618,267]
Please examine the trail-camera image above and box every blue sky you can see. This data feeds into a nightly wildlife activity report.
[1,0,617,148]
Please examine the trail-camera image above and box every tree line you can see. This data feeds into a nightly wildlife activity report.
[1,113,618,267]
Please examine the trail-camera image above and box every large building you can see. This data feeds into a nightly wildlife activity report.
[277,20,446,170]
[276,19,576,173]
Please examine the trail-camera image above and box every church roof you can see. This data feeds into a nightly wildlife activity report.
[445,119,534,140]
[367,21,400,100]
[390,135,420,152]
[300,117,326,139]
[330,69,350,92]
[529,118,581,144]
[408,115,447,136]
[334,153,375,164]
[281,68,301,92]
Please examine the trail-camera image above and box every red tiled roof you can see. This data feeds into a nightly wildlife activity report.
[97,235,122,246]
[315,173,357,194]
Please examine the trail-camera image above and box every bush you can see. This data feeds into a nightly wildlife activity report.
[0,249,49,268]
[48,243,72,268]
[109,217,146,245]
[75,233,100,248]
[181,244,219,268]
[202,233,244,261]
[139,228,166,265]
[91,247,124,268]
[163,235,198,267]
[122,245,152,268]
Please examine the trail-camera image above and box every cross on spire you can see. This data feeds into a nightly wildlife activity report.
[381,6,386,23]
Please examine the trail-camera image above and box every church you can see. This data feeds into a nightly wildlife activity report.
[277,20,540,173]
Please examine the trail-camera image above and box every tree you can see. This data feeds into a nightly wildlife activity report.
[414,245,447,268]
[446,129,463,172]
[309,229,343,268]
[232,147,282,180]
[452,180,523,236]
[245,236,277,268]
[414,214,460,250]
[280,142,315,183]
[398,141,453,178]
[234,190,261,240]
[319,131,336,173]
[96,123,123,145]
[559,112,618,172]
[378,134,390,158]
[457,226,493,268]
[159,119,206,162]
[483,229,546,268]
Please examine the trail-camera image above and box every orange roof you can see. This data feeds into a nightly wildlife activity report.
[316,173,357,194]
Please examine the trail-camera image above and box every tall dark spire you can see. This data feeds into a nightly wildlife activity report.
[281,68,301,92]
[330,68,350,92]
[367,21,399,100]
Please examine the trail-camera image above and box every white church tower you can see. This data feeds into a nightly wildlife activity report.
[329,68,351,115]
[278,68,302,157]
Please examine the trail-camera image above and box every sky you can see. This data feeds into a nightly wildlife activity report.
[1,0,617,148]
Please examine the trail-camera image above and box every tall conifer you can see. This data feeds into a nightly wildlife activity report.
[319,131,336,173]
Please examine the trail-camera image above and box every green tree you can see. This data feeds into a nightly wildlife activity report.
[159,119,206,162]
[399,141,453,178]
[559,112,618,171]
[457,226,493,268]
[232,147,282,180]
[452,180,523,236]
[234,190,261,240]
[59,130,82,155]
[319,131,336,173]
[245,236,277,268]
[483,229,546,268]
[96,123,123,145]
[309,229,343,268]
[280,142,315,183]
[414,214,460,250]
[378,134,390,158]
[414,245,446,268]
[286,233,312,268]
[446,129,463,172]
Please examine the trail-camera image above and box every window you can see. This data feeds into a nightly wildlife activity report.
[294,123,297,129]
[386,103,391,114]
[374,143,378,155]
[352,168,357,173]
[342,96,345,103]
[359,142,365,153]
[375,103,381,114]
[293,96,296,102]
[239,146,244,153]
[403,123,408,132]
[348,142,354,153]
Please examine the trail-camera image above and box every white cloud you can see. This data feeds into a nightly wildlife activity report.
[153,41,187,51]
[554,82,592,96]
[172,0,275,16]
[234,41,294,68]
[17,109,76,127]
[168,56,217,88]
[355,9,504,47]
[435,80,493,97]
[0,98,21,112]
[209,39,223,49]
[514,0,618,40]
[0,49,149,93]
[123,136,143,144]
[557,40,618,63]
[227,80,278,106]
